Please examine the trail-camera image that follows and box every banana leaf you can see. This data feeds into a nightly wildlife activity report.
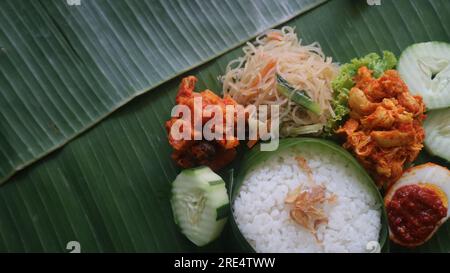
[0,0,449,252]
[0,0,325,183]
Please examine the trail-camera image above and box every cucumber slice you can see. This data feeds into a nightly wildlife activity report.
[398,42,450,109]
[170,166,229,246]
[424,107,450,161]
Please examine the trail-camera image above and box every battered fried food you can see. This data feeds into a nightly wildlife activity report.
[166,76,240,171]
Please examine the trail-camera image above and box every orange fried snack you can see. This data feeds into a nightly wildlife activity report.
[165,76,240,171]
[337,67,426,189]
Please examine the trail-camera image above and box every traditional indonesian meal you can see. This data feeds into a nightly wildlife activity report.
[165,27,450,252]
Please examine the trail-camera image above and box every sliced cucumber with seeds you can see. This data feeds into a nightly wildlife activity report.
[424,108,450,162]
[170,166,229,246]
[398,42,450,109]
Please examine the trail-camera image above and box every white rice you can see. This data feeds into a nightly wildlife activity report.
[233,146,381,253]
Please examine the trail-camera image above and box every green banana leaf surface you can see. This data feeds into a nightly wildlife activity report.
[0,0,325,183]
[0,0,449,252]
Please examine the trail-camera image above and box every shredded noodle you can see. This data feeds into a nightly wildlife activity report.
[221,26,338,136]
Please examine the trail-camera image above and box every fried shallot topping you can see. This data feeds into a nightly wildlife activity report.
[285,185,336,240]
[285,158,337,240]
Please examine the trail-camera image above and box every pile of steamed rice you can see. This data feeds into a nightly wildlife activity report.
[233,148,381,253]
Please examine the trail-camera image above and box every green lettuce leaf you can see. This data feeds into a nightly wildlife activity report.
[323,51,397,136]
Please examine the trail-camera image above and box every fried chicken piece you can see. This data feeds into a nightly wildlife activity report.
[371,130,416,148]
[166,76,240,171]
[348,87,378,116]
[361,106,395,129]
[338,66,426,188]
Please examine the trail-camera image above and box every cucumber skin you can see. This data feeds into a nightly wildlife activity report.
[216,203,230,221]
[170,167,229,247]
[276,74,322,115]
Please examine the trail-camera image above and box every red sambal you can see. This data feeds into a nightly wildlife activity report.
[386,184,447,247]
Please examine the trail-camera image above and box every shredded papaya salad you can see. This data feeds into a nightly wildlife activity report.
[221,26,338,137]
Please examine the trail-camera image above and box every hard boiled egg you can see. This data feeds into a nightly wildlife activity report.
[384,163,450,248]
